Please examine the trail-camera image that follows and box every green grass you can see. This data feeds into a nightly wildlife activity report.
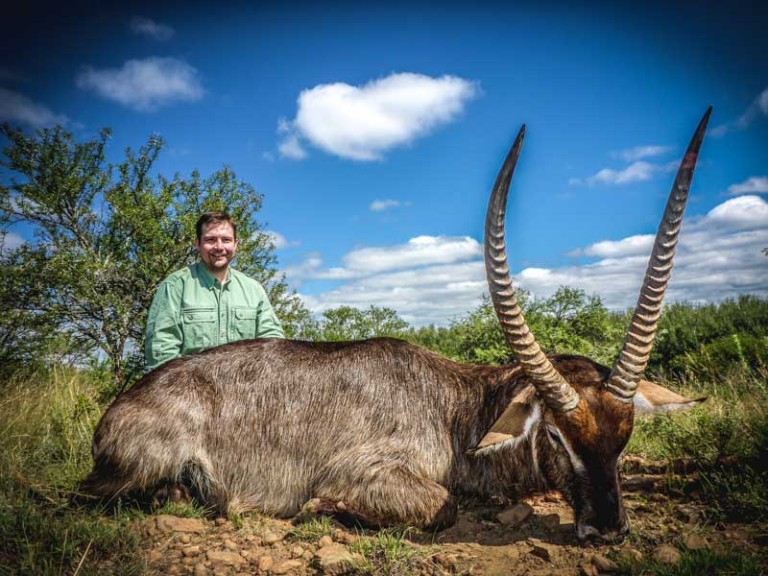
[0,368,145,576]
[626,369,768,524]
[350,528,430,576]
[617,547,765,576]
[628,369,767,462]
[152,500,208,519]
[286,515,335,542]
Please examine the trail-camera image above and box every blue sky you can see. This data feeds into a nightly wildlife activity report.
[2,1,767,326]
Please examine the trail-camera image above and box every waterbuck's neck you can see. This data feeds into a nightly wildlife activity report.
[449,362,551,500]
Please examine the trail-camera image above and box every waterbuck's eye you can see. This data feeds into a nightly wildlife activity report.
[547,427,565,448]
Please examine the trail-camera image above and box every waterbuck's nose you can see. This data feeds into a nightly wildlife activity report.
[577,518,630,544]
[577,494,630,544]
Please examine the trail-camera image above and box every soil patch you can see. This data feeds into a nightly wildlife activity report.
[127,472,766,575]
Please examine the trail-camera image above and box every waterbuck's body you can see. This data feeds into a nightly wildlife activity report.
[84,110,711,542]
[87,340,600,521]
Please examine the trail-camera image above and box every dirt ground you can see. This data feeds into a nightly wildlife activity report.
[129,468,767,576]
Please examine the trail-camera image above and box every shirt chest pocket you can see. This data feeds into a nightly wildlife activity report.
[181,307,216,351]
[232,307,258,340]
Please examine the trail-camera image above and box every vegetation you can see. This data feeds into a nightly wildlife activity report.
[649,295,768,378]
[0,368,146,575]
[350,528,427,575]
[286,516,335,543]
[300,305,410,341]
[618,548,764,576]
[405,287,628,365]
[628,368,768,524]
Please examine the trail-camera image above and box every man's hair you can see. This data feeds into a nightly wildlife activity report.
[195,211,238,240]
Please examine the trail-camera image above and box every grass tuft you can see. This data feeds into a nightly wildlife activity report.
[286,515,335,542]
[350,527,429,575]
[153,499,207,519]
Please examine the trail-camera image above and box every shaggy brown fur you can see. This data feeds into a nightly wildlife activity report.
[82,338,657,541]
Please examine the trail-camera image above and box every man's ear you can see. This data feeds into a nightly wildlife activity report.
[470,385,541,454]
[634,379,706,415]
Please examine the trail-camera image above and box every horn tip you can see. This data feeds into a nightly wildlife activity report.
[699,106,713,130]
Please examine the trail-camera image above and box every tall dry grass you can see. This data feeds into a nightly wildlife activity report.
[0,368,144,576]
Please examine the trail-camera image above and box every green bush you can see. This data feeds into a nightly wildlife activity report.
[650,295,768,377]
[670,333,768,379]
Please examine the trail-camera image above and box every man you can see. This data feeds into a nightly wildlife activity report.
[144,211,284,371]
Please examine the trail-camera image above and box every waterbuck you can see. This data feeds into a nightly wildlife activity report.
[83,109,710,542]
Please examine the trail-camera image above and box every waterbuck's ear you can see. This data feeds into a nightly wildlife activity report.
[469,385,541,454]
[633,379,706,416]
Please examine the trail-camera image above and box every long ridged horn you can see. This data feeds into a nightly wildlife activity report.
[485,126,580,413]
[606,107,712,401]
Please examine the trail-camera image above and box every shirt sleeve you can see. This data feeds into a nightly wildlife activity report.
[145,279,184,371]
[255,286,285,339]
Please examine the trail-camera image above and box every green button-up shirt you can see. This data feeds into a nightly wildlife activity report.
[144,262,284,371]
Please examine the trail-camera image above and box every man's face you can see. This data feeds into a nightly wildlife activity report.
[195,221,238,274]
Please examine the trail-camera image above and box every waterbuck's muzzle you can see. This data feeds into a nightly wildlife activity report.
[576,497,630,544]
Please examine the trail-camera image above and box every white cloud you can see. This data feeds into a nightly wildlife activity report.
[569,234,654,258]
[263,230,299,249]
[728,176,768,196]
[278,72,478,161]
[285,235,481,284]
[341,235,480,276]
[584,161,658,186]
[298,259,486,326]
[498,198,768,312]
[612,145,673,162]
[370,199,401,212]
[711,86,768,136]
[576,159,680,187]
[76,57,204,111]
[0,88,68,128]
[283,252,326,283]
[277,133,307,160]
[285,196,768,327]
[705,195,768,228]
[0,231,25,253]
[129,17,175,40]
[276,118,307,159]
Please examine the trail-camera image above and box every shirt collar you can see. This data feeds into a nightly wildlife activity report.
[193,262,230,289]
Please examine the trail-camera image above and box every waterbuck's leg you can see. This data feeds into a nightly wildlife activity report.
[151,482,193,508]
[78,465,133,502]
[307,448,457,530]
